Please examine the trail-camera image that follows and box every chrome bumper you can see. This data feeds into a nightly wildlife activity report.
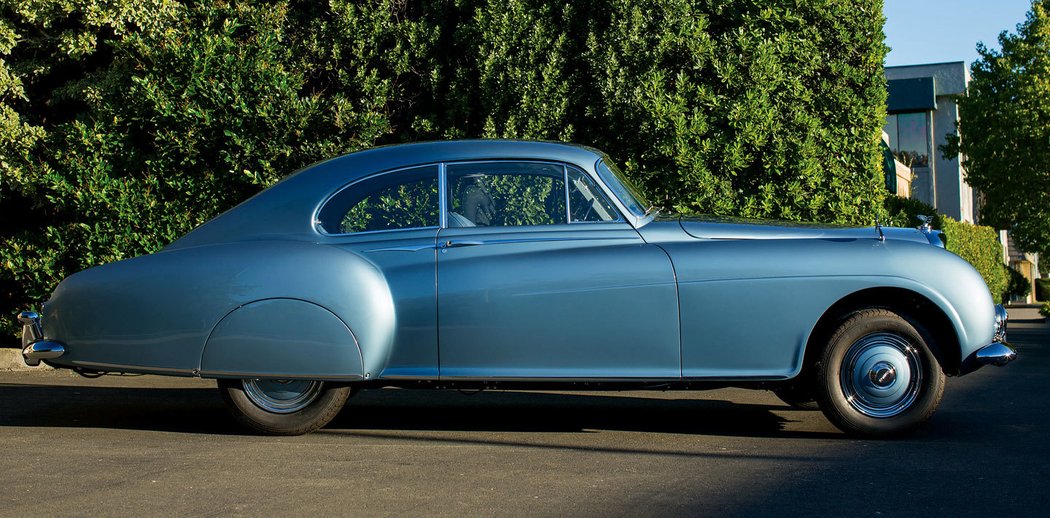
[18,311,65,366]
[960,305,1017,374]
[961,341,1017,374]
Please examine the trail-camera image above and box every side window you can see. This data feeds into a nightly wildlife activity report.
[446,162,567,227]
[568,167,621,223]
[317,165,439,234]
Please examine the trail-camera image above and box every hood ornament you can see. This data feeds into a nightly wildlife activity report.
[917,215,934,233]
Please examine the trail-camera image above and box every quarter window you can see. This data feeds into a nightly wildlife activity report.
[568,166,620,223]
[317,165,439,234]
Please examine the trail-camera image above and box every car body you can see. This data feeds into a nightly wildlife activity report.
[19,140,1015,436]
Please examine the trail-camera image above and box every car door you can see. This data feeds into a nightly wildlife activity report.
[436,161,680,379]
[316,164,440,379]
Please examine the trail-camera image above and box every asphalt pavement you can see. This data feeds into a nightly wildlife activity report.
[1,318,1047,517]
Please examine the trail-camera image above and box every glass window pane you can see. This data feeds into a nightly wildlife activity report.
[317,165,439,234]
[895,112,929,168]
[595,159,649,218]
[446,162,566,227]
[568,167,620,222]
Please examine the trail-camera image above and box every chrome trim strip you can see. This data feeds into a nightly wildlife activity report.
[70,361,196,375]
[563,164,572,224]
[438,162,448,229]
[363,244,438,252]
[440,235,638,247]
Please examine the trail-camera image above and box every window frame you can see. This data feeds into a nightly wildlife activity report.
[314,160,628,237]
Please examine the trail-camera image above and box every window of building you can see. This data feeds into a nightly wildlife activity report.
[883,112,930,168]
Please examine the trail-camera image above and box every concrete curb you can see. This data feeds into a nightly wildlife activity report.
[0,347,53,372]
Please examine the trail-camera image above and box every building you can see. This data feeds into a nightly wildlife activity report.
[884,62,975,222]
[885,62,1043,302]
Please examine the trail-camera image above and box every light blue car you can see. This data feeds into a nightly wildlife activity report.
[19,140,1015,436]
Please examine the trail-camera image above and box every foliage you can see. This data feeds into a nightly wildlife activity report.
[1036,278,1050,302]
[0,0,889,338]
[944,0,1050,258]
[883,196,940,229]
[1040,301,1049,317]
[1005,264,1032,302]
[939,218,1009,302]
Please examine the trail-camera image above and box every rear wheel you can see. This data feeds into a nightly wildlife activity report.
[218,379,351,435]
[815,309,945,438]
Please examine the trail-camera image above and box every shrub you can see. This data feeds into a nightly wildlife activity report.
[1041,301,1050,317]
[940,218,1008,302]
[0,0,891,339]
[1004,266,1031,302]
[1036,278,1050,302]
[884,196,940,229]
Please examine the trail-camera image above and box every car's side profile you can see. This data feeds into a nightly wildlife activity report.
[19,140,1015,437]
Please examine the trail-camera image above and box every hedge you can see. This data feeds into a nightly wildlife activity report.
[939,218,1010,303]
[0,0,890,338]
[1036,278,1050,302]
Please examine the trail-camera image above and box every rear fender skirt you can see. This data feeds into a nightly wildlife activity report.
[199,298,364,380]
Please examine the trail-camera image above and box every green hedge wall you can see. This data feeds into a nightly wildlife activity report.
[1036,278,1050,302]
[0,0,889,338]
[940,218,1010,303]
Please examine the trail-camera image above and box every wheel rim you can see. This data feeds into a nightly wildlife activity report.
[840,332,923,418]
[242,379,324,414]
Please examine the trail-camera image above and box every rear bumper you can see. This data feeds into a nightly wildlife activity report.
[18,311,65,367]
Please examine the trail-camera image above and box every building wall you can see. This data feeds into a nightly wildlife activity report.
[885,62,974,222]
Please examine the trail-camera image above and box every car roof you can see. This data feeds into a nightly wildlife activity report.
[166,140,604,249]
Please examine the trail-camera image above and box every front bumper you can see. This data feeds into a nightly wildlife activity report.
[959,304,1017,374]
[18,311,65,367]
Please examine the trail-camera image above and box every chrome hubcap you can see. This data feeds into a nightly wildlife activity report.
[242,379,323,414]
[868,361,896,387]
[841,333,923,418]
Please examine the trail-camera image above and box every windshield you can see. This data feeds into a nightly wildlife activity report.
[595,159,651,219]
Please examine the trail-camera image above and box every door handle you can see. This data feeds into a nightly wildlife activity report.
[442,240,484,248]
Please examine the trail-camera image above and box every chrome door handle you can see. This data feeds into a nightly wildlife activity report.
[442,240,484,248]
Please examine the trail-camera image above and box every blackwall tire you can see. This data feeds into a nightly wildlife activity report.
[218,379,352,436]
[814,308,945,438]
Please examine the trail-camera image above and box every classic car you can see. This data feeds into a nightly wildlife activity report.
[19,140,1015,437]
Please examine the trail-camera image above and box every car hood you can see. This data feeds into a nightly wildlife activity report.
[677,215,936,245]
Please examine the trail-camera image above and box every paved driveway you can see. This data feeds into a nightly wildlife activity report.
[1,319,1047,517]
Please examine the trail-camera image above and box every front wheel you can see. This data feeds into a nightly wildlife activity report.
[815,309,945,438]
[218,378,352,435]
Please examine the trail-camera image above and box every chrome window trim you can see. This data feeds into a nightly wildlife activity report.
[438,162,448,229]
[442,159,627,229]
[314,163,441,237]
[315,159,633,237]
[563,164,572,224]
[593,158,649,228]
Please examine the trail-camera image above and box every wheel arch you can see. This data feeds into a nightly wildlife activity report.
[803,287,963,377]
